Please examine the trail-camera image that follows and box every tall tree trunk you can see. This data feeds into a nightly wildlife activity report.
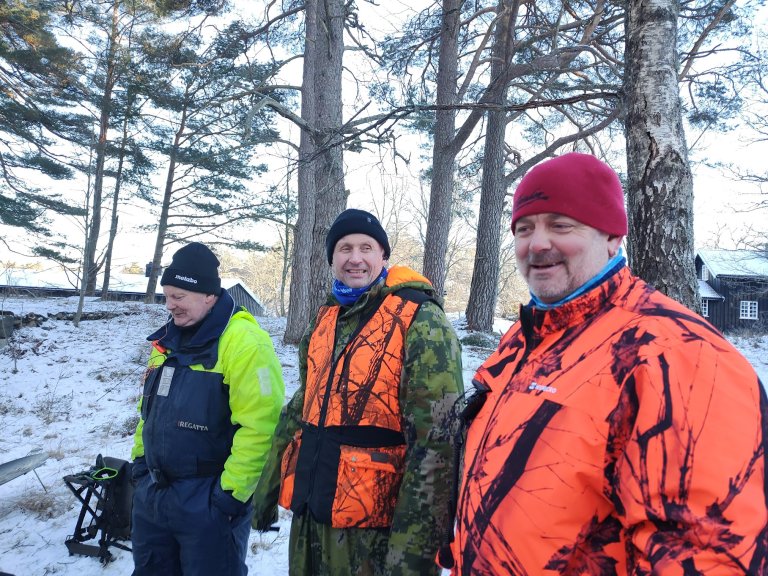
[101,110,131,298]
[83,0,120,295]
[284,0,319,343]
[145,106,187,303]
[422,0,462,296]
[308,0,346,313]
[466,0,516,331]
[284,0,346,343]
[625,0,699,311]
[279,175,293,317]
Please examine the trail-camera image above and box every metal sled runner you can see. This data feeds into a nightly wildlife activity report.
[63,455,133,564]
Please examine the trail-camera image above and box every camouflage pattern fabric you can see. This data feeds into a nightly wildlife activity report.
[252,269,463,575]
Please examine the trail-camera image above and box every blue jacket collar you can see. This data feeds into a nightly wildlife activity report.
[147,289,236,368]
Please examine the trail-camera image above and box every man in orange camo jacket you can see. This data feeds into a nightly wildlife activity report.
[443,152,768,575]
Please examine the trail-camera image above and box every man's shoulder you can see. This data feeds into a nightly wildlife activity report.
[393,286,436,306]
[221,310,271,346]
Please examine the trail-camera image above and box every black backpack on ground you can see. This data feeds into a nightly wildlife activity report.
[63,454,133,563]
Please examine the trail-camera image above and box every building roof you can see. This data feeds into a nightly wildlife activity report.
[1,267,261,304]
[698,279,724,300]
[697,248,768,278]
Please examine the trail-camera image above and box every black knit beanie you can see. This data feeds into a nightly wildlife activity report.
[325,209,391,264]
[160,242,221,295]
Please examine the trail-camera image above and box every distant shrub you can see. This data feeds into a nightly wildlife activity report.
[33,388,73,425]
[460,332,500,349]
[0,393,25,417]
[118,414,140,437]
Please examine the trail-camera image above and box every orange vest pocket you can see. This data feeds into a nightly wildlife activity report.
[278,431,302,510]
[331,444,406,528]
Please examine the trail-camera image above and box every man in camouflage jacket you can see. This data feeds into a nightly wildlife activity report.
[252,209,463,576]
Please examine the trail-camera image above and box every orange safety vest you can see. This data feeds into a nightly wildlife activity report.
[279,289,428,528]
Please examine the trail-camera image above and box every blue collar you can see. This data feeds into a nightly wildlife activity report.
[148,289,236,368]
[332,268,388,306]
[529,249,626,310]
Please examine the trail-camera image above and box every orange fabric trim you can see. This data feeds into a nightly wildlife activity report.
[151,339,167,355]
[385,265,432,288]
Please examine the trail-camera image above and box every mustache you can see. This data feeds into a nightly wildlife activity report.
[526,253,562,266]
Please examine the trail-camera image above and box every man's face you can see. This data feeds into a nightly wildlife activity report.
[513,213,623,303]
[331,233,387,289]
[163,286,217,327]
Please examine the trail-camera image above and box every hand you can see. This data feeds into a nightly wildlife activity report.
[211,481,250,519]
[252,504,279,533]
[130,456,148,487]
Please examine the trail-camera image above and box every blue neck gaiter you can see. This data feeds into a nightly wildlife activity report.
[332,268,388,306]
[529,248,626,310]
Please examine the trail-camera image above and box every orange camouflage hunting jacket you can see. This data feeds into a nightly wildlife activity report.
[451,266,768,575]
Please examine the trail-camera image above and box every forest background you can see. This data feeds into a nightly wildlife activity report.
[1,0,767,342]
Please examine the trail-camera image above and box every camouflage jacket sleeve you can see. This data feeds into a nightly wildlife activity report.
[385,300,464,575]
[251,322,312,528]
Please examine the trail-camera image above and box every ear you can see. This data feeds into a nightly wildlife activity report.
[607,235,624,258]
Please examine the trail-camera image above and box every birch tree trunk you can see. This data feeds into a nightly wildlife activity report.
[625,0,699,311]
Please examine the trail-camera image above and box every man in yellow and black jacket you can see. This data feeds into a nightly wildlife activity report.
[252,209,464,575]
[130,242,284,576]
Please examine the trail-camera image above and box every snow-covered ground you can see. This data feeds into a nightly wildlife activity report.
[0,295,766,575]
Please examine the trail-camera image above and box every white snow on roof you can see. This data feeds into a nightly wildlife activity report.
[697,248,768,278]
[1,266,84,290]
[1,267,261,303]
[698,279,724,300]
[1,267,161,293]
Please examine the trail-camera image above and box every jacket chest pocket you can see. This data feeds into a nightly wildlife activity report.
[331,444,406,529]
[170,368,227,425]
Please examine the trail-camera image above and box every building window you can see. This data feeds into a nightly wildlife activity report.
[701,299,709,317]
[739,300,758,320]
[701,266,710,281]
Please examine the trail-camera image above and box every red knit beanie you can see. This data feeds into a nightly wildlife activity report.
[511,152,627,236]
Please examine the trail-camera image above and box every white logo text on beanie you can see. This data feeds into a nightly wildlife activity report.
[175,274,198,284]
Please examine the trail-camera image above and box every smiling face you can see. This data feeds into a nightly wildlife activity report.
[163,286,217,327]
[514,213,623,303]
[331,233,387,289]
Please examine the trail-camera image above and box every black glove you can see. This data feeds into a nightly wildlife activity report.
[252,503,279,533]
[131,456,149,487]
[211,481,250,519]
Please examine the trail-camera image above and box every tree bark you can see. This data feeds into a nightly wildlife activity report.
[101,108,131,298]
[83,0,120,295]
[283,0,317,343]
[144,103,187,303]
[422,0,462,297]
[465,0,516,332]
[284,0,346,343]
[625,0,699,311]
